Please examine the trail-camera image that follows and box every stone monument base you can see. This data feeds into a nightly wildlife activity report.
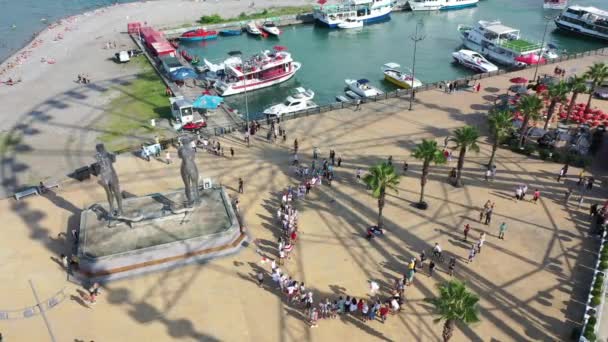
[75,186,246,283]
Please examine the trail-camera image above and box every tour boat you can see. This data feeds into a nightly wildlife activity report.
[345,78,383,98]
[246,22,262,36]
[211,46,302,96]
[382,63,422,89]
[313,0,393,28]
[219,29,242,36]
[407,0,478,11]
[555,6,608,41]
[261,22,281,36]
[457,20,557,67]
[543,0,567,10]
[179,29,218,41]
[452,50,499,73]
[263,88,317,117]
[338,18,364,29]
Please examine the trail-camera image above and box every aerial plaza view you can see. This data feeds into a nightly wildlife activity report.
[3,0,608,341]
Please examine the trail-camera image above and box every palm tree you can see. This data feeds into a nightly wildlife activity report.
[584,62,608,113]
[426,280,481,342]
[516,95,543,148]
[543,81,569,130]
[487,109,513,168]
[449,126,480,187]
[565,75,589,122]
[362,162,400,228]
[412,140,446,208]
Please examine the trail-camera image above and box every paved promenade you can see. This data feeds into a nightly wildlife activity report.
[0,56,607,341]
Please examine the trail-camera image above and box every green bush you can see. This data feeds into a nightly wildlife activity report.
[522,144,535,156]
[591,295,602,307]
[239,12,247,18]
[591,288,601,297]
[538,148,550,160]
[550,150,563,163]
[588,315,598,326]
[600,261,608,270]
[584,323,596,341]
[199,14,223,24]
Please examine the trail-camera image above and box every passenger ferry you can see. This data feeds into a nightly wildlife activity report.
[406,0,478,11]
[209,47,302,96]
[555,5,608,41]
[313,0,393,28]
[457,20,555,67]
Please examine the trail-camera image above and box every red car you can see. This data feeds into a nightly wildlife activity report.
[181,121,207,132]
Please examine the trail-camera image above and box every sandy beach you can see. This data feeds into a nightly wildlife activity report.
[0,0,313,197]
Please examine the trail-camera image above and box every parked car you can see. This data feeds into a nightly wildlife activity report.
[594,82,608,100]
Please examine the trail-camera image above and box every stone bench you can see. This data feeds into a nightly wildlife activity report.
[14,187,39,201]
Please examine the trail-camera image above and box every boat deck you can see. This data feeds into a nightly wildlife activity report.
[499,39,541,53]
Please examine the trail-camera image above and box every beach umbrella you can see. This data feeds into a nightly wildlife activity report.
[510,77,528,84]
[169,67,197,81]
[192,95,224,109]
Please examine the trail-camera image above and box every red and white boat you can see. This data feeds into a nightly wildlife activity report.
[212,46,301,96]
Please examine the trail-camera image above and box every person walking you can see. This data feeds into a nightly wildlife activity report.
[515,186,522,201]
[476,237,485,254]
[533,189,540,204]
[498,222,507,240]
[521,185,528,201]
[428,260,436,277]
[230,147,234,158]
[294,138,298,153]
[419,250,426,269]
[467,245,477,263]
[165,151,172,164]
[463,223,471,241]
[448,257,456,276]
[475,82,481,93]
[88,283,100,305]
[491,165,497,180]
[257,271,264,287]
[337,156,342,167]
[484,207,493,225]
[238,178,244,193]
[557,164,568,182]
[587,177,595,191]
[565,188,572,203]
[485,168,492,181]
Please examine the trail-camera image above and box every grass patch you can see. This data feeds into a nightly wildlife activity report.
[0,133,22,153]
[96,56,171,152]
[199,6,313,25]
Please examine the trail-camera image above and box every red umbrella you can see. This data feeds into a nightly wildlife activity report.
[317,0,327,4]
[510,77,528,84]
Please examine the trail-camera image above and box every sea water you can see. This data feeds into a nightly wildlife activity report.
[181,0,607,117]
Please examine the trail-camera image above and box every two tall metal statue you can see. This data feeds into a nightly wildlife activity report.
[95,138,199,216]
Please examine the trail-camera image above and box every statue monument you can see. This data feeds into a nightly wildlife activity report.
[178,138,200,207]
[95,143,123,216]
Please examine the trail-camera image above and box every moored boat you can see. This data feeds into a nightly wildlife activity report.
[336,95,351,102]
[382,63,422,89]
[345,90,362,99]
[457,20,556,67]
[211,46,302,96]
[261,22,281,36]
[179,28,218,41]
[555,5,608,41]
[543,0,567,10]
[181,50,194,62]
[407,0,478,11]
[452,50,499,73]
[263,88,317,117]
[313,0,393,28]
[246,22,262,36]
[345,78,383,98]
[219,29,242,36]
[338,18,364,29]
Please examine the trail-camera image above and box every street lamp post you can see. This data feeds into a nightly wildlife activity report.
[533,15,558,83]
[409,21,425,111]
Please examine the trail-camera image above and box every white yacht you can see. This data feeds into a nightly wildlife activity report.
[544,0,567,10]
[338,18,364,29]
[555,6,608,41]
[263,88,317,117]
[457,20,553,67]
[452,50,499,73]
[246,22,262,36]
[313,0,393,28]
[261,22,281,36]
[345,78,383,98]
[382,63,422,89]
[407,0,478,11]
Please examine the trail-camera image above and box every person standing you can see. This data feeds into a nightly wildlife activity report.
[428,260,436,277]
[485,168,491,181]
[484,206,493,225]
[533,189,540,204]
[477,236,485,254]
[309,307,319,328]
[491,165,497,180]
[448,257,456,276]
[463,223,471,241]
[369,280,380,296]
[515,186,522,201]
[587,177,595,191]
[337,156,342,167]
[419,250,426,269]
[165,151,172,164]
[294,138,298,153]
[257,271,264,287]
[557,165,568,182]
[475,82,481,92]
[498,222,507,240]
[521,185,528,201]
[238,178,244,193]
[230,147,234,158]
[467,245,477,263]
[88,283,100,305]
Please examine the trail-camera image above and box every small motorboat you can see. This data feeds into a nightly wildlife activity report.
[246,22,262,36]
[382,63,422,89]
[345,79,383,98]
[336,95,351,102]
[345,90,362,99]
[181,50,193,62]
[261,22,281,36]
[179,29,218,41]
[263,87,317,117]
[338,18,363,29]
[219,29,242,36]
[451,50,499,73]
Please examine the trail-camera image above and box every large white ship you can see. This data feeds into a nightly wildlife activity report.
[209,47,302,96]
[457,20,554,67]
[313,0,393,28]
[555,5,608,41]
[407,0,478,11]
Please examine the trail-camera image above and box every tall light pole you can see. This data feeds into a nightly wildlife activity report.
[533,15,558,83]
[409,20,425,111]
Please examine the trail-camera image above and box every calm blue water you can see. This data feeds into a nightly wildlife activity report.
[0,0,137,62]
[181,0,608,116]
